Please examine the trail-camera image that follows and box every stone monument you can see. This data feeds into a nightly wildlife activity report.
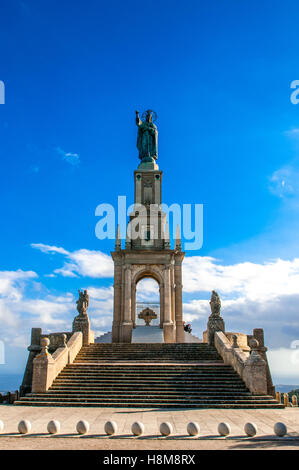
[111,110,185,343]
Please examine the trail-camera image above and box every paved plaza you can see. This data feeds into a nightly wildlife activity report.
[0,405,298,450]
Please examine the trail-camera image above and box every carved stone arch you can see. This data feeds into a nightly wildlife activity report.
[132,265,164,288]
[132,265,164,328]
[111,250,184,343]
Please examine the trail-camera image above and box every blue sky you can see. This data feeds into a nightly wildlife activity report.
[1,0,299,384]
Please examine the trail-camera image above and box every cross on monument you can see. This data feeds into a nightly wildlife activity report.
[138,308,157,326]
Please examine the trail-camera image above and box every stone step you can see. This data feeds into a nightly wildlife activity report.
[16,396,281,405]
[75,355,221,358]
[66,363,229,367]
[50,384,248,390]
[15,342,282,409]
[56,371,241,376]
[14,400,284,409]
[83,343,212,347]
[54,379,245,385]
[75,357,222,360]
[26,389,262,400]
[67,366,225,369]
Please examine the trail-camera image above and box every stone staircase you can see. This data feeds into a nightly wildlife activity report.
[95,331,112,343]
[15,343,283,408]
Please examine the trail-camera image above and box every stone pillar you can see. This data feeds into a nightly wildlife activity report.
[159,284,164,328]
[283,393,290,407]
[112,261,122,342]
[131,284,136,328]
[243,339,268,395]
[121,266,133,342]
[32,338,56,393]
[174,259,184,343]
[20,328,42,396]
[252,328,275,397]
[163,266,174,343]
[292,395,298,407]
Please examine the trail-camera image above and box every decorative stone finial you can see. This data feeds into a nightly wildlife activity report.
[164,222,170,249]
[76,289,89,316]
[245,338,266,367]
[232,335,239,348]
[292,395,298,407]
[125,223,132,249]
[115,224,121,251]
[249,338,259,351]
[61,334,67,348]
[40,337,50,356]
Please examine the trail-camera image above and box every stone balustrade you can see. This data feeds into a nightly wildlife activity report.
[214,331,268,395]
[32,332,83,393]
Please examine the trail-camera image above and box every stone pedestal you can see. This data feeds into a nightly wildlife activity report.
[252,328,275,396]
[32,338,56,393]
[243,349,268,395]
[207,314,225,346]
[72,314,91,346]
[20,328,42,396]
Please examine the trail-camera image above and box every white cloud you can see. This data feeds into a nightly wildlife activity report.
[87,286,113,301]
[181,257,299,350]
[268,348,299,383]
[0,269,76,352]
[31,243,69,255]
[269,131,299,198]
[136,278,159,302]
[56,147,80,166]
[285,128,299,138]
[68,249,113,278]
[31,243,114,278]
[2,244,299,383]
[0,269,37,300]
[269,166,299,198]
[183,256,299,300]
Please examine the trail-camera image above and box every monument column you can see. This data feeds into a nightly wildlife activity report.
[111,110,185,343]
[163,265,174,343]
[121,266,133,342]
[175,258,184,343]
[112,259,122,343]
[131,282,136,328]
